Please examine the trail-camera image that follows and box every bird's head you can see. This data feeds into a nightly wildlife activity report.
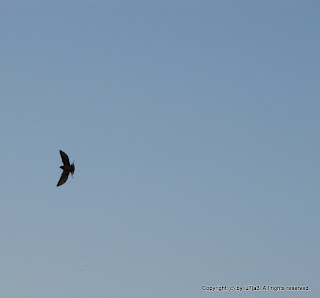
[71,162,75,177]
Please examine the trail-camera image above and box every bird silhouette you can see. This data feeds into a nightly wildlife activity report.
[57,150,75,187]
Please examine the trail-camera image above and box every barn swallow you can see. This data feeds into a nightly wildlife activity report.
[57,150,75,187]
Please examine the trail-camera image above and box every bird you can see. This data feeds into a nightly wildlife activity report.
[57,150,75,187]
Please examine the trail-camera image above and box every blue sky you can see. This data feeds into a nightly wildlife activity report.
[0,1,319,297]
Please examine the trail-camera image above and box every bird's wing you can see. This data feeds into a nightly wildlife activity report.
[59,150,70,166]
[57,170,70,187]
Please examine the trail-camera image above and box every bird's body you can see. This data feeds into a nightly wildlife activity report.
[57,150,75,187]
[60,165,74,172]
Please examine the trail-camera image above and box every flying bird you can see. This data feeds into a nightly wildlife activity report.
[57,150,75,187]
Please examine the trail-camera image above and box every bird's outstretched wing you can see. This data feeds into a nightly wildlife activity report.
[60,150,70,166]
[57,170,70,187]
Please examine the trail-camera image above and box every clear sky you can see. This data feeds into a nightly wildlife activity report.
[0,1,319,297]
